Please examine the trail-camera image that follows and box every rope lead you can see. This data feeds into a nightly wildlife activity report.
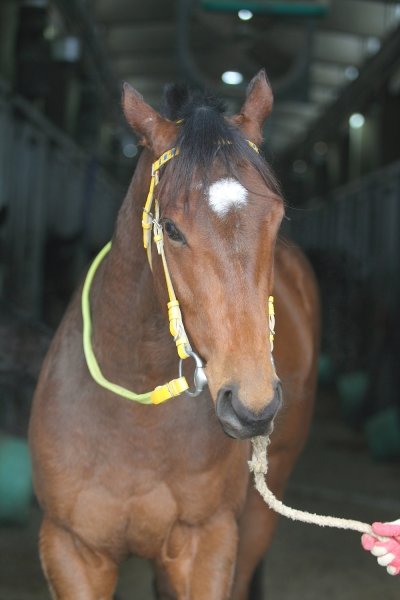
[250,435,375,537]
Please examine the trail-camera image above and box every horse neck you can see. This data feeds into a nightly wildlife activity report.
[90,150,174,390]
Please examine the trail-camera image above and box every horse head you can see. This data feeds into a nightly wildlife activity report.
[122,71,284,439]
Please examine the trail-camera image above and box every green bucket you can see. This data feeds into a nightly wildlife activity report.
[0,434,32,525]
[318,353,335,385]
[337,371,369,425]
[365,407,400,461]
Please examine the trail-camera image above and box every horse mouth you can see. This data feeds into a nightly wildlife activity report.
[219,417,274,440]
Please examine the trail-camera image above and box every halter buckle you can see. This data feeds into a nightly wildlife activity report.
[178,348,208,397]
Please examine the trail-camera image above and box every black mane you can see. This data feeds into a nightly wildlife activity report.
[160,83,281,205]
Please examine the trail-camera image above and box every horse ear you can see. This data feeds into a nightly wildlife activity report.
[231,70,273,145]
[122,83,176,154]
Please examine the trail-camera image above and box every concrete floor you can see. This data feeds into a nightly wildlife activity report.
[1,391,400,599]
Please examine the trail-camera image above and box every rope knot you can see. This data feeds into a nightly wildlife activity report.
[248,436,269,475]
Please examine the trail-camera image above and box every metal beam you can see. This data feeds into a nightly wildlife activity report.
[104,23,176,55]
[201,0,330,17]
[310,61,351,88]
[273,101,321,119]
[111,56,178,78]
[313,31,365,65]
[53,0,122,107]
[317,0,396,37]
[281,23,400,162]
[104,22,221,56]
[309,84,338,105]
[94,0,174,24]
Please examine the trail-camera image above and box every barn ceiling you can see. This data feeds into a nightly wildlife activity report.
[55,0,400,157]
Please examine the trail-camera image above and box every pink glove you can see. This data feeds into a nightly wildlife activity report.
[361,519,400,576]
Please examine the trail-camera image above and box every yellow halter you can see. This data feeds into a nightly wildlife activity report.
[81,141,275,405]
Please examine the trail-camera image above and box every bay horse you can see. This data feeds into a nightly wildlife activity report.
[29,70,319,599]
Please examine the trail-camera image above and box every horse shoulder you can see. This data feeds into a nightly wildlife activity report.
[274,239,320,378]
[270,239,320,455]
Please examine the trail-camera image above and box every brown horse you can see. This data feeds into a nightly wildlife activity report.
[29,70,319,599]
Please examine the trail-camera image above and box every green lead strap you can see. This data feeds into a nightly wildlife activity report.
[81,241,153,404]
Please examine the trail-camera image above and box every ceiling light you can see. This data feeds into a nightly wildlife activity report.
[52,36,81,63]
[221,71,243,85]
[349,113,365,129]
[44,23,59,40]
[345,66,359,81]
[366,37,381,55]
[122,142,138,158]
[293,159,307,175]
[238,9,253,21]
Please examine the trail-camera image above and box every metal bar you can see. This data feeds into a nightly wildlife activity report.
[282,23,400,164]
[52,0,127,129]
[27,132,48,318]
[0,80,124,317]
[201,0,329,17]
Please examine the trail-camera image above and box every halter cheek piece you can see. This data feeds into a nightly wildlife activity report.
[81,140,275,405]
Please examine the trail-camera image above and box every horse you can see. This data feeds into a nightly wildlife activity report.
[29,70,319,599]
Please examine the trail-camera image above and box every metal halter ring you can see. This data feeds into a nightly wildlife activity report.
[179,348,208,397]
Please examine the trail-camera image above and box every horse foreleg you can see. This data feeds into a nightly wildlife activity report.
[39,517,118,600]
[156,511,238,600]
[232,445,306,600]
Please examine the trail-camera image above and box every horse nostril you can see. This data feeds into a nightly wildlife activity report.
[216,385,236,414]
[225,388,232,403]
[264,381,282,421]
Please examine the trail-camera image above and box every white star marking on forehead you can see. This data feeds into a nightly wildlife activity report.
[208,178,248,216]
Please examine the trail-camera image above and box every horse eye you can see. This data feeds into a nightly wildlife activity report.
[163,219,186,244]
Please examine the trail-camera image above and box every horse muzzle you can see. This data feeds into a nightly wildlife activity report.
[216,381,282,439]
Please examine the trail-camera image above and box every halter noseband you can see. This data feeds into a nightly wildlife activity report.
[82,140,275,405]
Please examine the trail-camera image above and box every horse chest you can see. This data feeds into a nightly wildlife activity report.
[124,465,249,558]
[72,472,247,558]
[70,450,249,560]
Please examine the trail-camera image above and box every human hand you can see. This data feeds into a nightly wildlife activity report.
[361,519,400,576]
